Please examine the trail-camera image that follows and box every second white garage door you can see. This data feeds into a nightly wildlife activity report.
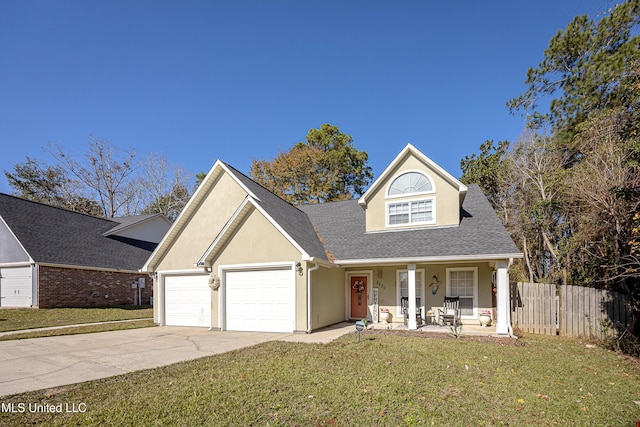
[164,275,211,327]
[225,268,294,333]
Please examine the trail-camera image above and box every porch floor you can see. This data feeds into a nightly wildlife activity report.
[373,322,498,336]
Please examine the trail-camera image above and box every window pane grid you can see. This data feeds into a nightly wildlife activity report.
[388,172,433,196]
[399,271,423,307]
[388,200,433,225]
[449,269,475,316]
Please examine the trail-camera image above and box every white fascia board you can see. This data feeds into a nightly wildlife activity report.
[358,143,468,206]
[218,261,294,271]
[142,160,226,272]
[334,253,524,266]
[218,162,261,201]
[198,196,310,268]
[0,262,35,268]
[358,144,412,206]
[304,256,338,268]
[197,196,252,267]
[157,268,205,276]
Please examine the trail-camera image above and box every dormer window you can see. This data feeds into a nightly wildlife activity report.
[386,172,435,227]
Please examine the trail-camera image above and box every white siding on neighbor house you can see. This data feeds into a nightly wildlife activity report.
[111,217,171,244]
[0,219,30,263]
[224,268,294,333]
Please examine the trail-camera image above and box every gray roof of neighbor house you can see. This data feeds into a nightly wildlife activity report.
[0,193,159,271]
[224,164,329,261]
[298,184,521,262]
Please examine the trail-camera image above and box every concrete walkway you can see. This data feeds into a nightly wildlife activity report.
[0,323,355,397]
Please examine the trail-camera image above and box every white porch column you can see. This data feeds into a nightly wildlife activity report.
[408,264,417,330]
[495,260,510,335]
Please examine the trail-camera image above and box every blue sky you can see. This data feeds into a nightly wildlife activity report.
[0,1,610,194]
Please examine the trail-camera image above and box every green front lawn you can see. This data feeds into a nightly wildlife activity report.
[0,307,153,332]
[1,332,638,426]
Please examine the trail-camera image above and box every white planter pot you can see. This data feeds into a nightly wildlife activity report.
[379,311,391,323]
[479,314,492,327]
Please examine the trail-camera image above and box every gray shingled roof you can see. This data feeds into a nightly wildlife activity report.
[0,193,157,270]
[298,184,520,261]
[223,164,329,261]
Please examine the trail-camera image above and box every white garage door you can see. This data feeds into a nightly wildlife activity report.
[225,268,294,333]
[0,267,33,307]
[164,275,211,327]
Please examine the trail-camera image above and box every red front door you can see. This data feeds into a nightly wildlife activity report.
[350,276,368,319]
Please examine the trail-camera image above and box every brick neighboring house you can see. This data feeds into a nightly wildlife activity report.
[0,193,171,308]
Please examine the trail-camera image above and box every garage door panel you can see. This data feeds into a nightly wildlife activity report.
[0,267,33,307]
[225,268,293,333]
[164,275,210,327]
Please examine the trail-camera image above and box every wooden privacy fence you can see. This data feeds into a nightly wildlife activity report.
[511,282,633,338]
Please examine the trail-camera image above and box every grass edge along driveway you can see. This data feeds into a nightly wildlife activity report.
[0,332,638,426]
[0,307,153,332]
[0,307,154,340]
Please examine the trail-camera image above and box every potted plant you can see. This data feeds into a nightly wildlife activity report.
[379,307,391,323]
[479,309,492,327]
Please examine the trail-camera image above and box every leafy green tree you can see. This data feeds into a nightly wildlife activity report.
[459,140,509,213]
[251,124,373,204]
[4,157,102,216]
[5,157,70,204]
[194,172,207,190]
[507,0,640,154]
[303,124,373,199]
[501,1,640,334]
[141,183,190,222]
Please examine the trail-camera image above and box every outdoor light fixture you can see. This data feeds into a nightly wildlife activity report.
[295,262,303,276]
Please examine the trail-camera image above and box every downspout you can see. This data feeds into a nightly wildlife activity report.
[307,262,320,333]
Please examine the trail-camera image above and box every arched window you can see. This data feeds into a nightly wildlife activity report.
[386,172,435,226]
[388,172,432,196]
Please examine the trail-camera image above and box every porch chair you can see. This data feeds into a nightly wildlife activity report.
[438,296,460,326]
[401,297,423,327]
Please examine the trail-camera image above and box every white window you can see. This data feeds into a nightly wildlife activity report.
[388,172,433,196]
[396,270,424,318]
[446,267,478,318]
[387,199,434,226]
[386,171,436,227]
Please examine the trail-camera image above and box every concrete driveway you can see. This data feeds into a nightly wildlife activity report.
[0,323,354,397]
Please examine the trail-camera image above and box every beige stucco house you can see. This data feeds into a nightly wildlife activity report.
[142,144,522,334]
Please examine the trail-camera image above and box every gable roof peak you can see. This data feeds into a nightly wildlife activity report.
[358,143,467,206]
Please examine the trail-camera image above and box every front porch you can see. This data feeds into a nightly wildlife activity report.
[342,260,513,336]
[373,320,499,336]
